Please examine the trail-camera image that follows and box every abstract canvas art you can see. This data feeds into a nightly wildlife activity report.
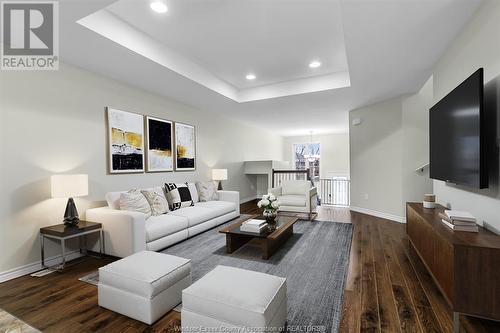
[146,116,173,172]
[175,122,196,171]
[107,107,145,173]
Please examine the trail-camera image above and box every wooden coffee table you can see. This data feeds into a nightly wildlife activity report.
[219,214,299,260]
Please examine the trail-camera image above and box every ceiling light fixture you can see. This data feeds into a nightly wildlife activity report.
[245,74,256,80]
[304,131,319,163]
[150,1,168,13]
[309,61,321,68]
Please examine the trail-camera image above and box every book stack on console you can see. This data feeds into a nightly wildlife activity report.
[240,219,268,233]
[440,210,478,233]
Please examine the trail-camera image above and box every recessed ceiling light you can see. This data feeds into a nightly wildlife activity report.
[150,1,168,13]
[246,74,256,80]
[309,61,321,68]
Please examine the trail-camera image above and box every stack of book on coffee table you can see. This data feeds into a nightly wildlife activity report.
[240,219,268,233]
[440,210,478,233]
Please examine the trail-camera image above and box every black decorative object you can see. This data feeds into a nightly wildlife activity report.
[63,198,80,225]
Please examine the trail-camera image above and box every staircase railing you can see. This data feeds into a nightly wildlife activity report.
[319,178,350,206]
[272,169,310,187]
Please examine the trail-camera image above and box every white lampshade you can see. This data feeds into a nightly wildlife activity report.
[212,169,228,181]
[51,174,88,198]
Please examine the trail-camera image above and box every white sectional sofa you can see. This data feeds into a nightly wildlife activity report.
[86,186,240,258]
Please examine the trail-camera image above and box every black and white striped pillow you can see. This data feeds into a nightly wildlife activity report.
[164,183,194,211]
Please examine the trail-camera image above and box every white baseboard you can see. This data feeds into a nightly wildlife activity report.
[350,206,405,223]
[240,195,258,204]
[0,250,83,283]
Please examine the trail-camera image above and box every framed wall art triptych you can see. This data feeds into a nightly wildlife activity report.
[106,107,196,173]
[107,107,145,173]
[174,122,196,171]
[146,116,174,172]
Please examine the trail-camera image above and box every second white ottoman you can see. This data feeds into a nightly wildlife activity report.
[182,265,287,332]
[98,251,191,324]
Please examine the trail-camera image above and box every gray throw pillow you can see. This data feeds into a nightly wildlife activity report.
[186,182,199,203]
[119,189,151,217]
[195,181,219,202]
[141,188,169,216]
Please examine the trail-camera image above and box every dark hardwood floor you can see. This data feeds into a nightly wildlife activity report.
[0,200,498,332]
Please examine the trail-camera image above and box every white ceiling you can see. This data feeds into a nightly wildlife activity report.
[59,0,482,136]
[106,0,350,89]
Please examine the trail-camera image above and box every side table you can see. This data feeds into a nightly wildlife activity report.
[40,220,103,270]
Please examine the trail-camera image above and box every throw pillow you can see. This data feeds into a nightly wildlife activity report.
[186,182,199,203]
[119,189,151,217]
[196,181,218,202]
[164,183,194,211]
[141,188,169,216]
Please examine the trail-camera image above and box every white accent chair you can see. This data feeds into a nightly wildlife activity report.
[182,265,287,333]
[268,180,317,220]
[98,251,191,324]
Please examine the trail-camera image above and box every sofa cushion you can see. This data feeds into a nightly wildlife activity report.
[196,181,218,202]
[182,265,286,327]
[187,182,199,203]
[119,189,152,217]
[281,180,309,196]
[141,188,169,216]
[106,187,165,210]
[165,183,194,211]
[168,206,219,227]
[99,251,191,298]
[278,195,306,207]
[194,201,236,216]
[105,191,125,209]
[145,214,189,242]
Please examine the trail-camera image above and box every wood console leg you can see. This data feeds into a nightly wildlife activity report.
[453,312,460,333]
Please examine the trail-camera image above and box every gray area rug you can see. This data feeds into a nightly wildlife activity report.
[163,219,353,333]
[0,309,40,333]
[79,271,99,286]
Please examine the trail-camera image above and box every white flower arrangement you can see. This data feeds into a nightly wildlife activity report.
[257,193,280,211]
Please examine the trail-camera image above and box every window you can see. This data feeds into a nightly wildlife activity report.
[292,143,320,181]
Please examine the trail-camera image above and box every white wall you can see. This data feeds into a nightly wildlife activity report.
[282,133,350,178]
[0,63,284,274]
[348,76,435,222]
[432,0,500,232]
[402,77,434,209]
[349,98,404,219]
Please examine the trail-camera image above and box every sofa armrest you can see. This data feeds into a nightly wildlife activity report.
[86,207,147,258]
[309,187,318,197]
[268,187,282,197]
[217,190,240,215]
[307,187,318,211]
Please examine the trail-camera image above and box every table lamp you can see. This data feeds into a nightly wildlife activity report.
[212,169,228,190]
[51,174,88,225]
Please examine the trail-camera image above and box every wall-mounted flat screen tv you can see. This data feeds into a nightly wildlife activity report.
[429,68,488,189]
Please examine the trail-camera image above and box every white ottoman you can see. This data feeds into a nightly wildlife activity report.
[182,265,287,333]
[98,251,191,324]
